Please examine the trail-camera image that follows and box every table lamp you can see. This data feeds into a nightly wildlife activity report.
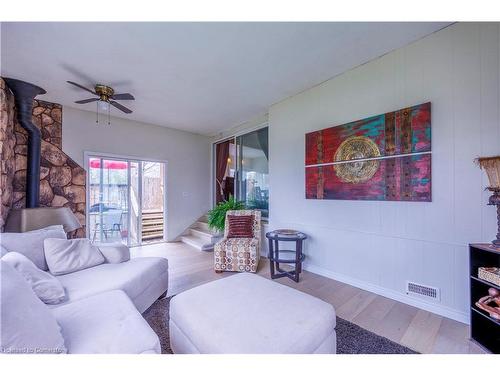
[475,156,500,247]
[4,207,82,234]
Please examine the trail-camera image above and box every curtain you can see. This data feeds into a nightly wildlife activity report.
[257,127,269,160]
[215,140,230,203]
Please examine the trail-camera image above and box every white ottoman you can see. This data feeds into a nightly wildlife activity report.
[169,273,336,354]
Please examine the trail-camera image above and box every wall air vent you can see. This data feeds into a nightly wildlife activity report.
[406,281,440,301]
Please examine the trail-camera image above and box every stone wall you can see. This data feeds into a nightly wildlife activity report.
[0,79,16,230]
[0,78,86,237]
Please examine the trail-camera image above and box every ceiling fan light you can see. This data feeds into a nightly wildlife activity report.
[67,81,133,114]
[98,100,110,111]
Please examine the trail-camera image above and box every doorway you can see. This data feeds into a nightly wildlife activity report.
[86,153,167,246]
[213,126,269,218]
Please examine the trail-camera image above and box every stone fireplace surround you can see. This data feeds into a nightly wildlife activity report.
[0,78,86,237]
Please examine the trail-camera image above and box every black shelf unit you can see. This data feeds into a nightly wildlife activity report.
[469,244,500,354]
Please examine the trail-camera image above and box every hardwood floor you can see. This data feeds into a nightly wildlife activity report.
[132,241,487,354]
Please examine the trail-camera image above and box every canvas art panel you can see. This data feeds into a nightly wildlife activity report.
[305,102,431,201]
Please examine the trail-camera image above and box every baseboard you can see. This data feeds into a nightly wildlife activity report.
[303,263,469,324]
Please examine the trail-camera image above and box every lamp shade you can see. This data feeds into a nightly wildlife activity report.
[475,156,500,190]
[4,207,82,233]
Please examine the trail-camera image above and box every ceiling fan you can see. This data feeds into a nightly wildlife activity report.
[67,81,134,114]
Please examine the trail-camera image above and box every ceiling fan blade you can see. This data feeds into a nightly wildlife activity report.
[67,81,98,95]
[111,93,135,100]
[75,98,99,104]
[110,100,132,114]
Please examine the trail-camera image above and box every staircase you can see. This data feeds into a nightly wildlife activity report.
[141,210,164,242]
[180,214,221,251]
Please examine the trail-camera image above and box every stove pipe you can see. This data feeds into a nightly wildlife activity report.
[3,78,47,208]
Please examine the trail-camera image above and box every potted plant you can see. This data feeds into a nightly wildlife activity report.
[207,195,245,234]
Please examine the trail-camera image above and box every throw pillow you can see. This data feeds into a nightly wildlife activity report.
[0,261,67,354]
[0,225,67,270]
[227,215,254,238]
[44,238,105,276]
[2,252,66,304]
[98,243,131,264]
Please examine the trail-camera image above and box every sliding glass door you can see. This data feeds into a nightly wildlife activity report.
[236,127,269,218]
[214,127,269,218]
[129,161,141,246]
[87,154,166,246]
[141,162,165,244]
[88,157,129,244]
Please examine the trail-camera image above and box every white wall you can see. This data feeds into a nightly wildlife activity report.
[268,23,500,323]
[62,107,211,241]
[211,113,269,140]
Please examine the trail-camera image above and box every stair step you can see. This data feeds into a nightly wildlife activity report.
[142,233,164,240]
[143,233,164,239]
[142,223,164,229]
[195,221,212,231]
[181,235,214,251]
[143,213,163,218]
[142,217,163,220]
[189,227,218,242]
[142,226,164,233]
[142,219,164,226]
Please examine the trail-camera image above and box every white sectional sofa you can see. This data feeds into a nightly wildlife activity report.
[51,290,161,353]
[0,227,168,354]
[54,249,169,314]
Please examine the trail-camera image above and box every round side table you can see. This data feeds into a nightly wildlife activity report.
[266,230,307,282]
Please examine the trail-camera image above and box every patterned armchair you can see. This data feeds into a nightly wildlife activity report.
[214,210,261,273]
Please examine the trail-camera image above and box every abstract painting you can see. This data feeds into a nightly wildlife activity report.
[305,102,431,201]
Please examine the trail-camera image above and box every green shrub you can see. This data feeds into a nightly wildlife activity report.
[207,195,245,232]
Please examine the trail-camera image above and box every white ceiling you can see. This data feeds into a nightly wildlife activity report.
[1,22,450,136]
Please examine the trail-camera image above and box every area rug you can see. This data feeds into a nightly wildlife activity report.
[143,297,418,354]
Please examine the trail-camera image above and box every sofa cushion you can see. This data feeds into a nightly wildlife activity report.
[169,273,336,354]
[54,257,168,312]
[0,225,67,270]
[44,238,105,275]
[98,242,130,264]
[2,252,66,304]
[0,261,67,354]
[52,290,160,354]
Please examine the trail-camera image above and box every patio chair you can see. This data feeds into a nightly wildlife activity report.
[214,210,261,273]
[92,209,123,241]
